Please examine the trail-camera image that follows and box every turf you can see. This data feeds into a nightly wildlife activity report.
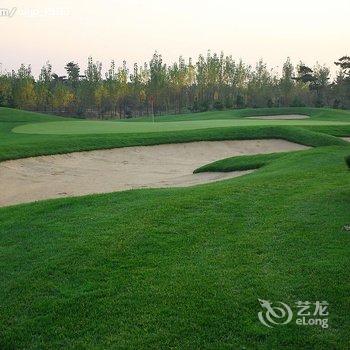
[1,145,349,349]
[194,151,294,172]
[1,107,350,349]
[10,107,350,135]
[123,107,350,123]
[12,119,350,135]
[0,107,349,162]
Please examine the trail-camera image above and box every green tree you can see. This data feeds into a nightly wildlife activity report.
[36,62,52,111]
[279,58,295,106]
[0,73,12,106]
[148,52,167,115]
[52,82,74,113]
[334,56,350,108]
[12,64,36,109]
[65,62,80,87]
[312,63,330,107]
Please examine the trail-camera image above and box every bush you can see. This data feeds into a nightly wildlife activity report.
[224,98,233,109]
[333,99,341,109]
[213,100,224,110]
[345,155,350,169]
[189,100,199,112]
[199,100,209,112]
[290,96,306,107]
[235,94,245,108]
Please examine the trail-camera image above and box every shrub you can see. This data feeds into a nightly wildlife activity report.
[213,100,224,110]
[189,100,199,112]
[224,98,233,109]
[290,96,306,107]
[235,94,245,108]
[333,99,341,109]
[199,100,209,112]
[315,97,324,108]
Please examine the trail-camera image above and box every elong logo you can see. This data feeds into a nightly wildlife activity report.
[258,299,329,329]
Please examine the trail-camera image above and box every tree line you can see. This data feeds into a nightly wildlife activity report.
[0,52,349,118]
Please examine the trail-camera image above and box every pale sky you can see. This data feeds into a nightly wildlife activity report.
[0,0,349,76]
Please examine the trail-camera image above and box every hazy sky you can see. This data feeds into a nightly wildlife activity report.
[0,0,349,76]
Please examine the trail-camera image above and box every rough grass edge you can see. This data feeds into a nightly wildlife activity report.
[194,151,295,173]
[345,155,350,169]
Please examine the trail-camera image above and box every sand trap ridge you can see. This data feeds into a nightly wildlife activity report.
[246,114,309,120]
[0,139,309,207]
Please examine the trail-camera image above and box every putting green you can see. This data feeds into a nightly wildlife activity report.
[12,119,350,135]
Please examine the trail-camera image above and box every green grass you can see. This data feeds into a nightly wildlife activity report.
[1,107,350,349]
[194,151,295,172]
[10,107,350,135]
[1,107,349,162]
[123,107,350,123]
[1,145,350,349]
[13,119,350,135]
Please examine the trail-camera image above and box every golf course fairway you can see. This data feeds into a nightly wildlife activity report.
[12,118,350,135]
[0,107,350,349]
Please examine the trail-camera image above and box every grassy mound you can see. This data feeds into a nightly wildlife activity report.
[1,107,350,348]
[1,145,350,349]
[124,107,350,123]
[0,107,349,162]
[12,120,349,135]
[194,151,291,172]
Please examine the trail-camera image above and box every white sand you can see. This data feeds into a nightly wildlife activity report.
[341,137,350,142]
[0,139,309,207]
[246,114,309,120]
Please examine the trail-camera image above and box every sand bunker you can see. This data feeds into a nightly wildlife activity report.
[341,137,350,142]
[247,114,309,120]
[0,139,309,207]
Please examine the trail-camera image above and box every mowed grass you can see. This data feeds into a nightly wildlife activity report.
[1,107,350,162]
[1,145,350,349]
[194,151,296,172]
[12,119,350,135]
[10,107,350,135]
[1,107,350,348]
[123,107,350,123]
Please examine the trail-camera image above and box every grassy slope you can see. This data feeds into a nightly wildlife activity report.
[125,107,350,122]
[194,146,350,174]
[1,107,350,348]
[194,151,294,172]
[13,119,350,135]
[1,145,350,349]
[1,107,349,162]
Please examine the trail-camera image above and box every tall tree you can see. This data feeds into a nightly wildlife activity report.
[65,62,80,86]
[279,58,295,106]
[12,64,36,109]
[334,56,350,108]
[36,61,53,111]
[0,73,12,106]
[148,52,167,115]
[312,63,330,107]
